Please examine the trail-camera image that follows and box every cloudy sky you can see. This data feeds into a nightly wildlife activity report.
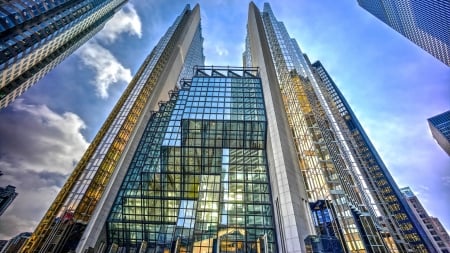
[0,0,449,240]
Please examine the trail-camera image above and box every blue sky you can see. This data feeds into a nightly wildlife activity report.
[0,0,448,239]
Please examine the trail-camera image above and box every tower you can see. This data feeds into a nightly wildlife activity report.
[1,232,32,253]
[357,0,450,66]
[0,0,128,109]
[25,2,441,253]
[19,4,204,252]
[0,185,18,216]
[428,110,450,156]
[245,2,436,252]
[401,187,450,253]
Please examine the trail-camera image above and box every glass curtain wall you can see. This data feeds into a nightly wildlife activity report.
[0,0,128,108]
[107,67,277,253]
[245,3,390,253]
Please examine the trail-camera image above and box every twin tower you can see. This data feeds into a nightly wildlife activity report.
[20,3,436,253]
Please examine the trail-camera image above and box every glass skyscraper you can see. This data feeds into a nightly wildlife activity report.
[20,4,204,253]
[23,2,439,253]
[0,185,18,216]
[428,110,450,156]
[357,0,450,66]
[1,232,32,253]
[245,3,435,252]
[0,0,128,109]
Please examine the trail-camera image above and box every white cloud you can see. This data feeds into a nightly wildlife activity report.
[77,42,132,98]
[0,179,61,239]
[215,45,229,56]
[95,3,142,44]
[2,100,89,174]
[74,3,141,98]
[0,100,89,238]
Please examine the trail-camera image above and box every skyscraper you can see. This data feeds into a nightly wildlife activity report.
[0,0,128,109]
[0,232,32,253]
[23,2,439,253]
[0,241,7,252]
[0,185,18,216]
[428,110,450,156]
[401,187,450,253]
[245,2,435,252]
[357,0,450,66]
[19,4,203,253]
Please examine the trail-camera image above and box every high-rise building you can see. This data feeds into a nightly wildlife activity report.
[245,3,435,252]
[0,240,7,252]
[401,187,450,253]
[19,4,204,253]
[0,185,18,216]
[356,0,450,66]
[428,218,450,253]
[24,2,439,253]
[0,0,128,109]
[0,232,32,253]
[428,110,450,156]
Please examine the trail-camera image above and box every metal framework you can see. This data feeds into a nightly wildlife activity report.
[312,61,433,252]
[245,3,434,252]
[106,67,277,252]
[20,6,194,253]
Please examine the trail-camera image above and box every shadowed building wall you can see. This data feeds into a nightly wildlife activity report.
[20,4,204,253]
[0,0,128,109]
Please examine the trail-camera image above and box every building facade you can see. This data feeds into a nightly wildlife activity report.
[0,232,32,253]
[245,2,435,252]
[19,4,204,253]
[357,0,450,66]
[104,66,277,253]
[24,2,440,253]
[0,185,17,216]
[0,0,128,109]
[0,241,7,252]
[401,187,450,253]
[428,110,450,156]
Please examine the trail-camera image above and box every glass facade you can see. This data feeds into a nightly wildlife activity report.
[25,2,443,253]
[21,5,204,253]
[0,0,128,109]
[312,61,434,253]
[107,67,277,253]
[428,110,450,156]
[357,0,450,66]
[246,4,385,252]
[0,185,18,216]
[246,3,435,253]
